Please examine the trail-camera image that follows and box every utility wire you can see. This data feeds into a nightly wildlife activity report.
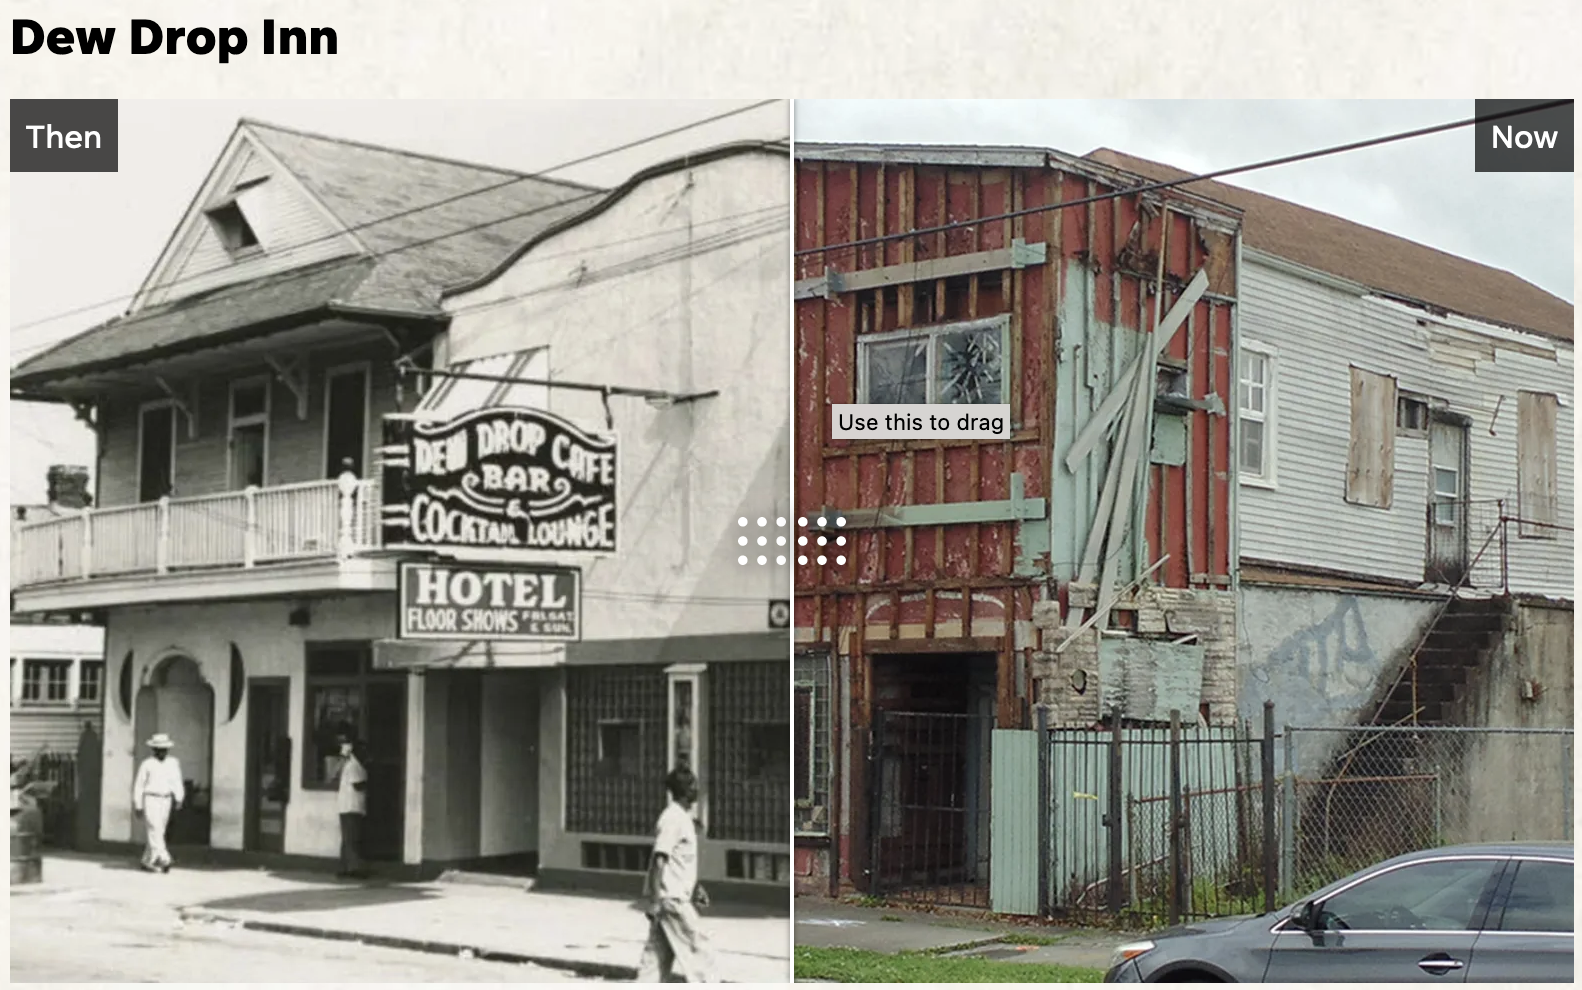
[11,98,786,340]
[795,100,1573,258]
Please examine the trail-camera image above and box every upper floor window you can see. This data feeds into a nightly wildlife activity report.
[857,316,1008,405]
[1517,391,1560,539]
[205,177,271,258]
[21,659,71,704]
[229,377,271,489]
[1238,344,1276,485]
[1346,365,1398,509]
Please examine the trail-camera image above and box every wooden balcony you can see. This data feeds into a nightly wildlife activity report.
[11,476,391,611]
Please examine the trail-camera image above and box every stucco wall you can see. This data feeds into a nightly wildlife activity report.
[100,594,394,858]
[1238,584,1439,728]
[441,148,790,650]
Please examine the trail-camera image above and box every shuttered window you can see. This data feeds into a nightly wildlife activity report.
[1346,366,1397,509]
[1517,391,1559,539]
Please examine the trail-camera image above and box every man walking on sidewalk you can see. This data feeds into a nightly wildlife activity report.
[637,767,717,983]
[132,733,184,873]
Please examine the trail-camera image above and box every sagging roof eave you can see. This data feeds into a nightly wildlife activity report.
[441,139,790,301]
[793,141,1246,230]
[10,302,449,395]
[1245,246,1577,347]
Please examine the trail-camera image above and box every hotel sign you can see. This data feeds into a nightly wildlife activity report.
[381,407,618,555]
[398,561,581,641]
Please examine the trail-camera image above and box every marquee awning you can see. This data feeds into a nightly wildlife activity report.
[371,637,566,671]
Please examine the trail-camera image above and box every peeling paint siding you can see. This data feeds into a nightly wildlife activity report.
[1238,261,1574,598]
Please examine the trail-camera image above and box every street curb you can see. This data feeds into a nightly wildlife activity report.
[177,907,638,981]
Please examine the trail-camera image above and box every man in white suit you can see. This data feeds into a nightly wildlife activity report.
[133,733,184,873]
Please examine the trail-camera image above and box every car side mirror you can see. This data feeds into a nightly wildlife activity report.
[1291,901,1318,931]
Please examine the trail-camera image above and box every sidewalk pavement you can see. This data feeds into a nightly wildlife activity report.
[19,852,789,982]
[793,897,1128,971]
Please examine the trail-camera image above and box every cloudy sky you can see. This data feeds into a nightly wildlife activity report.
[7,99,787,503]
[796,99,1574,303]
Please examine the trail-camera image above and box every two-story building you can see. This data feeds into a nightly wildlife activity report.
[11,466,105,761]
[791,143,1245,906]
[381,138,792,899]
[1087,149,1574,737]
[9,119,599,870]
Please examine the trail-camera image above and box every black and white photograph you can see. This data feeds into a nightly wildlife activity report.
[788,99,1573,983]
[10,98,792,983]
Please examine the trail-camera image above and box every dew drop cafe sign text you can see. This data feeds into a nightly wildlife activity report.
[398,562,581,641]
[381,407,618,554]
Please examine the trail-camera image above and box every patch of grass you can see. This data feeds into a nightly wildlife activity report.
[878,914,905,923]
[794,946,1106,983]
[995,932,1071,947]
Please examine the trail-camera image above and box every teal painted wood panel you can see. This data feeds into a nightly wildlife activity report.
[990,728,1040,915]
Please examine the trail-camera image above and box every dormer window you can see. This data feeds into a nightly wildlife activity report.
[205,177,271,257]
[207,202,260,254]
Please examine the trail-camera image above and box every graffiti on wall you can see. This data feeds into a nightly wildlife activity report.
[1266,596,1379,705]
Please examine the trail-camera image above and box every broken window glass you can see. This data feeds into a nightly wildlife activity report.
[936,326,1003,404]
[866,337,928,403]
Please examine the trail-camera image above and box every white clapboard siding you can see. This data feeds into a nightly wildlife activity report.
[138,139,356,310]
[1239,259,1574,599]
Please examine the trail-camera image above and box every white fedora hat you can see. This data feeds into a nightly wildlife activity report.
[146,733,175,749]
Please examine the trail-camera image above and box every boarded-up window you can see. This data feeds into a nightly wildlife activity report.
[1347,366,1397,509]
[1517,391,1559,539]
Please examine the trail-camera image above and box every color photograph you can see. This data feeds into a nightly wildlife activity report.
[790,99,1573,983]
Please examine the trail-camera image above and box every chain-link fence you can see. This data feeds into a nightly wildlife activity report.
[1282,725,1574,899]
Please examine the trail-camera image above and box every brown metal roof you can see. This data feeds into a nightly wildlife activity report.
[14,120,604,385]
[1086,148,1574,341]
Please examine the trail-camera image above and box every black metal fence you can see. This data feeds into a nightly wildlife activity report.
[868,709,994,908]
[1039,705,1278,926]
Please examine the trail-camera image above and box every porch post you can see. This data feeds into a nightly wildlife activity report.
[243,486,259,567]
[336,466,359,559]
[156,497,171,574]
[79,510,93,580]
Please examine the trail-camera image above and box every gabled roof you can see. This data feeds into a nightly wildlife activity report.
[1086,148,1574,342]
[15,119,605,385]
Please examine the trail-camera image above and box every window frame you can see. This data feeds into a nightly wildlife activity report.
[1345,365,1399,510]
[137,398,180,503]
[299,642,375,791]
[1516,390,1560,540]
[1237,341,1277,488]
[1272,854,1508,935]
[204,200,264,258]
[1493,856,1574,935]
[322,362,373,478]
[77,659,105,705]
[228,374,273,490]
[794,651,833,837]
[21,658,72,706]
[856,315,1012,406]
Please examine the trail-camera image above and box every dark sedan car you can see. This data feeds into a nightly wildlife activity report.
[1105,842,1573,982]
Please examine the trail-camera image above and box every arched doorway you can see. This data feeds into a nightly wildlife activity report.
[133,655,215,847]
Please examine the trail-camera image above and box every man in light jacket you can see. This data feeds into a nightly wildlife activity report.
[132,733,184,873]
[637,766,717,982]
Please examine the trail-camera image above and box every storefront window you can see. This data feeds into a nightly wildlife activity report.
[301,644,371,789]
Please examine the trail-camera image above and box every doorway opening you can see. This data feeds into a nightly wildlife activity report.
[867,652,997,908]
[133,654,215,847]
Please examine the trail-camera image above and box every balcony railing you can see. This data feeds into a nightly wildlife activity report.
[11,475,381,589]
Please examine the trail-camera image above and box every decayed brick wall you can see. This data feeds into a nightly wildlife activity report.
[1031,585,1238,727]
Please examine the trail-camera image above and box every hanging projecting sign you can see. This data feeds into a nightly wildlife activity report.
[381,407,618,554]
[398,561,581,641]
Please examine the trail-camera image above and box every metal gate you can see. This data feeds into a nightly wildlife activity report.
[869,709,993,907]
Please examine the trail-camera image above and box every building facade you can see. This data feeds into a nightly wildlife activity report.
[791,144,1245,899]
[388,140,792,898]
[1088,149,1574,737]
[9,119,599,870]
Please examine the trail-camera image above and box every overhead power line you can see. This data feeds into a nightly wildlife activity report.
[11,99,786,340]
[794,100,1574,258]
